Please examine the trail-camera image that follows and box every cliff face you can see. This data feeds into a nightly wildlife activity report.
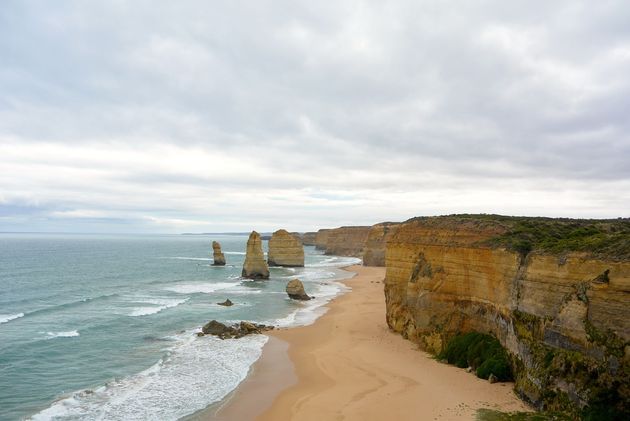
[384,217,630,414]
[268,229,305,267]
[301,232,317,246]
[315,229,330,250]
[242,231,270,279]
[363,222,400,266]
[325,226,371,257]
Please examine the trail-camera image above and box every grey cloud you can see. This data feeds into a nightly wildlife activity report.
[1,1,629,231]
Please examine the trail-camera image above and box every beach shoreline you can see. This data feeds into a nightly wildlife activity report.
[203,264,532,420]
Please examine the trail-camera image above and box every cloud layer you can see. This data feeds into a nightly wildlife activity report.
[1,1,629,232]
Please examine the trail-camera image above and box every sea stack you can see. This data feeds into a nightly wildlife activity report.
[242,231,270,279]
[286,279,310,300]
[212,241,226,266]
[268,229,305,267]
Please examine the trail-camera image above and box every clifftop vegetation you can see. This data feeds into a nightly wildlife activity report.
[409,214,630,261]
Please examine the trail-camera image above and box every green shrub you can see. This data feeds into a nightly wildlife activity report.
[438,332,513,381]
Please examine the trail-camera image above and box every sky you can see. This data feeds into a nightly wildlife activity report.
[1,1,629,233]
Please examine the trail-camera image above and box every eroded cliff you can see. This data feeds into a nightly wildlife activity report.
[384,216,630,415]
[324,226,370,257]
[315,229,330,250]
[363,222,400,266]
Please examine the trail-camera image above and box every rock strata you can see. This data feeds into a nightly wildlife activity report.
[325,226,371,257]
[384,215,630,416]
[242,231,270,279]
[363,222,400,266]
[268,229,305,267]
[315,229,331,250]
[212,241,226,266]
[286,279,311,300]
[301,232,317,246]
[200,320,274,339]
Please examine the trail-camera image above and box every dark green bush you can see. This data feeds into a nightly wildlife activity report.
[438,332,513,381]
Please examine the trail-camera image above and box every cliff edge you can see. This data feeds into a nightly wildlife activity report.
[384,215,630,416]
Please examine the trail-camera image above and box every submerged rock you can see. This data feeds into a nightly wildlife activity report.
[212,241,226,266]
[217,298,233,306]
[286,279,311,300]
[200,319,274,339]
[268,229,305,267]
[242,231,270,279]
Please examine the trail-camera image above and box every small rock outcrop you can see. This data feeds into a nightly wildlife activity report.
[268,229,305,267]
[212,241,226,266]
[200,320,274,339]
[286,279,311,300]
[242,231,270,279]
[217,299,233,306]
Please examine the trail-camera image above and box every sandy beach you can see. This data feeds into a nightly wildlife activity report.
[207,265,531,420]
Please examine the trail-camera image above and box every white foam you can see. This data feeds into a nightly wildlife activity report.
[129,298,189,317]
[266,280,351,328]
[223,251,246,255]
[30,333,268,421]
[0,312,24,325]
[46,330,80,339]
[164,282,239,294]
[307,256,361,268]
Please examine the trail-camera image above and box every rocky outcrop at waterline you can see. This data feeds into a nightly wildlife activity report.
[383,215,630,416]
[217,299,233,306]
[199,320,274,339]
[268,229,305,267]
[242,231,270,279]
[286,279,311,300]
[212,241,226,266]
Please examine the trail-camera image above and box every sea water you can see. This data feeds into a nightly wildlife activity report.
[0,233,359,420]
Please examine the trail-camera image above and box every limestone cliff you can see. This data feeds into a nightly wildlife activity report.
[384,216,630,415]
[242,231,270,279]
[211,241,226,266]
[315,229,330,250]
[268,229,305,267]
[324,226,370,257]
[301,232,317,246]
[363,222,400,266]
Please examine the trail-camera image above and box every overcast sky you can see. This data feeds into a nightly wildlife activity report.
[1,1,629,233]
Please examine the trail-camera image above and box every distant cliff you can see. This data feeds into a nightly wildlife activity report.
[324,226,371,257]
[362,222,400,266]
[384,215,630,416]
[301,232,317,246]
[315,229,330,250]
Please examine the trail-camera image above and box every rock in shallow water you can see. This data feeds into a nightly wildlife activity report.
[200,319,274,339]
[212,241,226,266]
[217,298,233,306]
[286,279,311,300]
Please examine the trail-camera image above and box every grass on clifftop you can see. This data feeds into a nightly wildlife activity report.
[452,214,630,260]
[438,332,513,381]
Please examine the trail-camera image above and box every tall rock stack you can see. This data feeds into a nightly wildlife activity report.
[268,229,305,267]
[242,231,270,279]
[212,241,226,266]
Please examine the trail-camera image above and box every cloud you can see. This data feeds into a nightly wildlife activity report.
[1,0,629,232]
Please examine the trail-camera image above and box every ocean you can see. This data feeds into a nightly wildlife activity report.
[0,233,359,420]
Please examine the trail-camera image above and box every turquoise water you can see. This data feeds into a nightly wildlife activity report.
[0,233,358,420]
